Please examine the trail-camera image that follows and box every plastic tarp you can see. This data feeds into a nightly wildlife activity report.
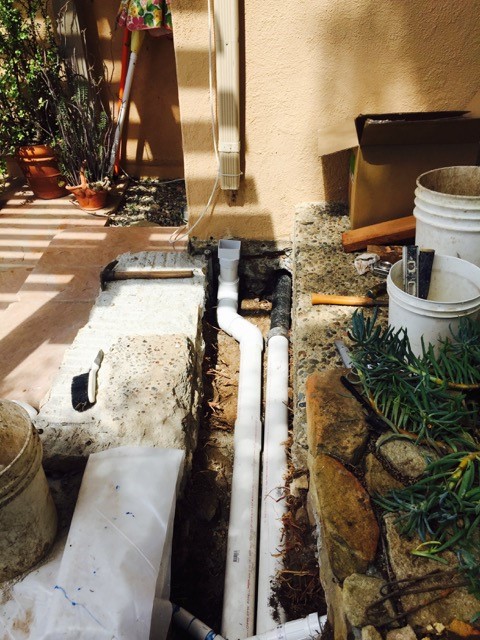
[0,447,184,640]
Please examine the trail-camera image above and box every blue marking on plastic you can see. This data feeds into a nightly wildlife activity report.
[206,630,217,640]
[54,585,106,628]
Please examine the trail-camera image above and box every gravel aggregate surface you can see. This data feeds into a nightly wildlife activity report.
[108,178,187,227]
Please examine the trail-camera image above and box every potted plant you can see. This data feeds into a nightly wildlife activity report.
[0,0,67,198]
[43,50,115,211]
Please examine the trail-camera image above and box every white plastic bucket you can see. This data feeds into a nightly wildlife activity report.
[0,400,57,581]
[387,254,480,356]
[414,166,480,267]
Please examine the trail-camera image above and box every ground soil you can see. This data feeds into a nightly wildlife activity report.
[170,295,326,633]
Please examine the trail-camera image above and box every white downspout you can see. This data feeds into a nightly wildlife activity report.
[214,1,241,191]
[217,239,264,640]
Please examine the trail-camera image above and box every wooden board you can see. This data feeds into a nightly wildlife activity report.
[342,216,416,253]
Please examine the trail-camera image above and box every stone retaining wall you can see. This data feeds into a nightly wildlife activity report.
[306,369,479,640]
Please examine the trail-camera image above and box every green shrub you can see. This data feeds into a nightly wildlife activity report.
[0,0,60,159]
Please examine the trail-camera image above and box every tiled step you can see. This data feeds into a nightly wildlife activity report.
[0,226,187,407]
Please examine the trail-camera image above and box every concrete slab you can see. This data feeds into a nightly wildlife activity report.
[0,227,188,407]
[0,185,107,313]
[40,334,200,469]
[291,203,388,468]
[37,250,207,468]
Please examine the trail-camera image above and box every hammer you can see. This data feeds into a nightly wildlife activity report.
[100,260,194,290]
[311,282,388,306]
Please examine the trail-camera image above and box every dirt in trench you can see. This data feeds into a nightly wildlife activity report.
[170,296,326,633]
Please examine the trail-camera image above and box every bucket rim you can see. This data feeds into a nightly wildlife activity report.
[0,407,33,480]
[388,255,480,308]
[416,166,480,200]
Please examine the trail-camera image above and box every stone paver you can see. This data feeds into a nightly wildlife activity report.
[306,368,369,465]
[0,227,187,407]
[308,453,379,581]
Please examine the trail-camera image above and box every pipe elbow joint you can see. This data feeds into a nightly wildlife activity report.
[236,317,264,351]
[217,306,264,351]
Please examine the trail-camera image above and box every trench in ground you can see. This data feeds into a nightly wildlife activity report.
[170,286,326,634]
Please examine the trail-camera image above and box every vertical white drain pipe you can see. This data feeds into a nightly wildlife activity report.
[217,240,264,640]
[214,1,241,191]
[257,272,292,633]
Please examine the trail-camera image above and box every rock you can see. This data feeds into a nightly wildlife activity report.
[362,626,383,640]
[343,574,395,627]
[317,531,351,640]
[290,474,309,497]
[305,491,318,527]
[309,453,379,581]
[306,369,369,465]
[294,505,309,526]
[447,619,480,638]
[377,439,430,480]
[386,626,417,640]
[365,453,404,496]
[384,515,479,629]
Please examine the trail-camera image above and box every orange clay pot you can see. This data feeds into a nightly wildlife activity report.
[16,145,68,200]
[66,186,108,211]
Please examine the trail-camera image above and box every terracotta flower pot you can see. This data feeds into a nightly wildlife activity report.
[67,186,108,211]
[16,145,68,199]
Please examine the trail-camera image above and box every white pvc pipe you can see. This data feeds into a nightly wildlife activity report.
[217,239,264,640]
[256,333,290,633]
[173,604,327,640]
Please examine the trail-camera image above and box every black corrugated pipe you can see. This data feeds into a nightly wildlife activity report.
[269,270,292,337]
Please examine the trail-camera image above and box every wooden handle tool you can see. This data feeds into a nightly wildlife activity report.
[105,269,194,281]
[311,294,387,306]
[100,259,194,289]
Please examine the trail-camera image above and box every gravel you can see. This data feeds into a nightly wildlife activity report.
[108,178,187,227]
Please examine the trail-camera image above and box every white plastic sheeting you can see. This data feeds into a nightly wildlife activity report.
[0,447,184,640]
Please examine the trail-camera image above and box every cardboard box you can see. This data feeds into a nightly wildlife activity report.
[318,111,480,229]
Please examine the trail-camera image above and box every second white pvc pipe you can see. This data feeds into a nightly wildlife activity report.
[256,333,289,632]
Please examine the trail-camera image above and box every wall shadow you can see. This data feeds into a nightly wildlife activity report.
[315,0,480,204]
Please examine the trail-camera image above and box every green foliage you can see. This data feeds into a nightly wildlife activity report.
[348,311,480,614]
[0,0,60,157]
[348,311,480,449]
[42,46,115,186]
[376,451,480,606]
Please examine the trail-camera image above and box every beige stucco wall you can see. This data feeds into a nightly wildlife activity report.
[170,0,480,241]
[84,1,184,178]
[85,1,480,241]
